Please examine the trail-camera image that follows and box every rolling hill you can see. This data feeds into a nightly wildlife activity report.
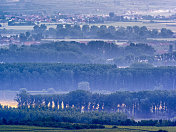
[1,0,176,15]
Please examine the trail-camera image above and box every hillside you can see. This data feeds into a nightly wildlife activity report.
[1,0,176,15]
[33,0,176,14]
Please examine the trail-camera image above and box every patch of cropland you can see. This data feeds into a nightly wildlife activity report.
[0,125,174,132]
[1,0,176,14]
[0,125,64,132]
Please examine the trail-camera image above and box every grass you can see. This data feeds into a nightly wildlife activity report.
[118,126,176,132]
[0,23,57,31]
[0,125,64,132]
[0,125,176,132]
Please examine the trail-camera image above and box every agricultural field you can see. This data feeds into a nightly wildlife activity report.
[0,125,176,132]
[0,23,54,31]
[0,125,64,132]
[2,20,176,32]
[91,20,176,33]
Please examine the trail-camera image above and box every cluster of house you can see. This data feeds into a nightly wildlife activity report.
[0,13,108,25]
[0,35,40,45]
[0,11,149,26]
[0,35,19,45]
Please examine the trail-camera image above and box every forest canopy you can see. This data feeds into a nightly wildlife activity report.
[0,63,176,91]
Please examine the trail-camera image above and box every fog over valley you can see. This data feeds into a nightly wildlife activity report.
[1,0,176,131]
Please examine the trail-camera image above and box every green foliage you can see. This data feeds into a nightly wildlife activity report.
[0,63,176,91]
[0,41,156,66]
[46,25,174,40]
[0,107,123,127]
[0,105,176,127]
[15,88,29,108]
[157,130,168,132]
[14,90,176,118]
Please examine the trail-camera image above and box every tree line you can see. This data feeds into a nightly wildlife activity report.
[28,24,173,41]
[0,105,125,129]
[0,41,170,66]
[1,41,175,66]
[15,90,176,119]
[18,24,174,41]
[0,63,176,91]
[0,101,176,129]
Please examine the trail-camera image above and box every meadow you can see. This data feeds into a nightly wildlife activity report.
[0,125,175,132]
[0,125,64,132]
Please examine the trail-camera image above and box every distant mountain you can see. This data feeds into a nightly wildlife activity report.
[1,0,176,15]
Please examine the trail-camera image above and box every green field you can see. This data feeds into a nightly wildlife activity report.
[91,20,176,33]
[0,125,64,132]
[0,125,176,132]
[2,20,176,33]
